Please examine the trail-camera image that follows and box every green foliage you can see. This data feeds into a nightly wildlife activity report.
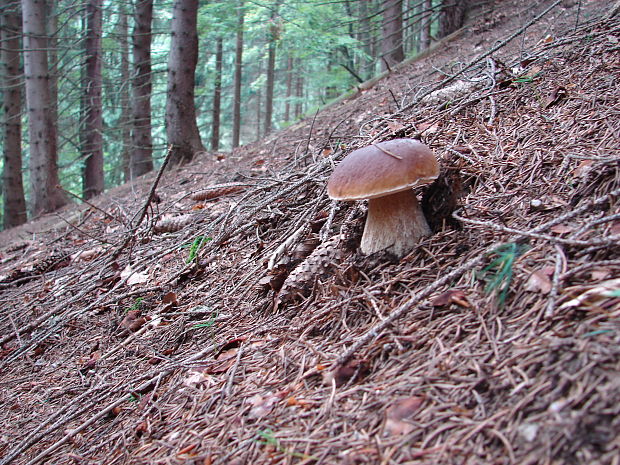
[191,308,219,329]
[1,0,445,229]
[124,297,144,313]
[477,242,529,307]
[185,236,212,263]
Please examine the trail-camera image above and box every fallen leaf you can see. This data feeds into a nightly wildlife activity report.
[384,396,424,436]
[248,392,280,419]
[590,269,612,281]
[573,160,594,177]
[517,423,539,442]
[71,247,104,262]
[387,121,405,132]
[161,291,178,312]
[121,265,149,286]
[432,290,471,308]
[544,86,567,108]
[118,310,146,333]
[417,122,438,135]
[550,224,573,234]
[286,396,312,409]
[215,337,246,359]
[327,359,370,387]
[525,269,553,294]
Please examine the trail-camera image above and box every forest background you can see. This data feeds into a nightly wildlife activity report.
[0,0,466,231]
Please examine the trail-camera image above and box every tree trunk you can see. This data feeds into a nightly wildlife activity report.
[22,0,67,216]
[82,0,104,199]
[130,0,153,178]
[211,36,223,151]
[264,25,277,134]
[1,4,27,228]
[358,0,372,80]
[119,8,131,182]
[381,0,404,71]
[46,0,58,154]
[439,0,469,38]
[165,0,204,165]
[264,0,283,135]
[232,0,244,148]
[256,60,262,141]
[419,0,432,50]
[294,67,303,119]
[284,53,293,122]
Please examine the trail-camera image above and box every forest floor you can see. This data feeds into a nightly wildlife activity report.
[1,0,619,464]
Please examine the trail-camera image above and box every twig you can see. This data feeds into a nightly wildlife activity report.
[544,245,566,319]
[111,145,174,260]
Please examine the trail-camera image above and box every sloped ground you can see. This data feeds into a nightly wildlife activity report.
[1,1,619,464]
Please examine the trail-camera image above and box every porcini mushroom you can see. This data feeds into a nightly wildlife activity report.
[327,139,439,257]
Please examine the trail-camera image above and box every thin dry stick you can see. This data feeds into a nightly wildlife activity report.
[111,145,174,260]
[544,244,566,318]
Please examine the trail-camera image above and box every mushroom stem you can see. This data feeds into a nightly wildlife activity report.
[361,189,431,256]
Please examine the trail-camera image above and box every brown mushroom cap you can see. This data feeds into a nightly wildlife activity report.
[327,139,439,201]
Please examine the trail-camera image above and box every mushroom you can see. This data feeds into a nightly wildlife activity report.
[327,139,439,257]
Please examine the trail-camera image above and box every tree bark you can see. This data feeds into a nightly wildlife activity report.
[418,0,432,50]
[358,0,372,80]
[1,4,27,228]
[165,0,205,165]
[211,36,223,151]
[284,53,293,122]
[381,0,404,71]
[264,0,282,135]
[232,0,244,148]
[22,0,67,216]
[294,65,303,119]
[131,0,154,178]
[439,0,469,38]
[119,7,131,182]
[82,0,104,199]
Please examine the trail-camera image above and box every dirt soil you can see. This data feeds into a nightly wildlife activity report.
[1,1,619,464]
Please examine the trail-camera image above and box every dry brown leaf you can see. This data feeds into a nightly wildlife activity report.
[327,359,370,387]
[525,269,553,294]
[161,291,178,311]
[431,290,471,307]
[118,310,146,333]
[384,396,424,436]
[247,392,280,419]
[550,224,573,234]
[572,160,594,177]
[387,121,405,132]
[590,269,613,281]
[544,86,567,108]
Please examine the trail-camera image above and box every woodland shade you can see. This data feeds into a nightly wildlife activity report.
[0,0,468,228]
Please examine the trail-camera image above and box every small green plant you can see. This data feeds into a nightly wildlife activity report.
[513,72,541,84]
[477,242,529,307]
[125,297,144,313]
[256,429,316,460]
[185,236,212,263]
[192,309,219,329]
